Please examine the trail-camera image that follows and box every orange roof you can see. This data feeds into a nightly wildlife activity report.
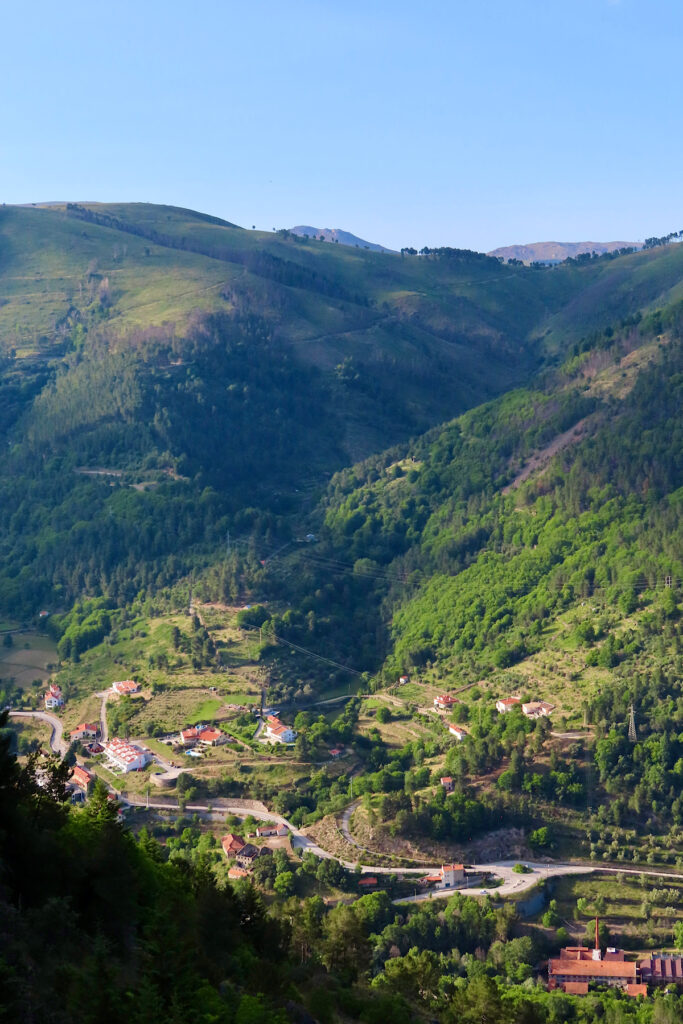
[113,679,139,693]
[442,863,464,871]
[359,876,378,885]
[562,982,589,995]
[549,959,636,979]
[228,866,249,879]
[197,728,222,742]
[626,985,648,998]
[70,765,92,787]
[70,722,98,735]
[265,716,292,736]
[221,833,246,855]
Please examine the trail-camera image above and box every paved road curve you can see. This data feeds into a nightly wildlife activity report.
[9,710,67,755]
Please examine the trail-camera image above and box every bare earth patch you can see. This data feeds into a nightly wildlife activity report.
[351,806,533,864]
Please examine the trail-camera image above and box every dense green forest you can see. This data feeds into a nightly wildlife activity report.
[0,203,682,625]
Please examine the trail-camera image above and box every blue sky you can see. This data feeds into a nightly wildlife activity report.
[2,0,682,250]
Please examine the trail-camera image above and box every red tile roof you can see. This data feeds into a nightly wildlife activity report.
[197,728,222,743]
[70,722,99,736]
[639,955,683,982]
[265,716,293,737]
[112,680,140,694]
[221,833,246,856]
[359,876,378,886]
[70,765,93,788]
[549,959,636,979]
[228,866,249,879]
[104,738,147,766]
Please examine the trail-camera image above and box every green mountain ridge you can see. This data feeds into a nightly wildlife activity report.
[0,200,681,645]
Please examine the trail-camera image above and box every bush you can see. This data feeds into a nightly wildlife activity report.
[529,826,552,850]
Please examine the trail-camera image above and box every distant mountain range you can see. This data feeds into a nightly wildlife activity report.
[487,240,641,264]
[288,225,396,253]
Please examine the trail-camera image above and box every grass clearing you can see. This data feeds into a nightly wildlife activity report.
[540,872,683,951]
[0,632,58,689]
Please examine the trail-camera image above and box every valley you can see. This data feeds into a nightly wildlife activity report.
[0,202,681,1024]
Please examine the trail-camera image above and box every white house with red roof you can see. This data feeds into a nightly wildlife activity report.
[448,725,466,741]
[440,776,454,792]
[103,738,149,773]
[264,715,297,744]
[256,823,289,838]
[112,680,141,695]
[496,696,521,714]
[197,728,226,746]
[439,863,466,888]
[434,694,459,711]
[44,684,64,710]
[70,722,100,742]
[179,727,199,746]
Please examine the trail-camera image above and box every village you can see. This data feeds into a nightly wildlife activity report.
[20,673,682,1001]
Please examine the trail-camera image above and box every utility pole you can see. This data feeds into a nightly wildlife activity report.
[628,703,637,743]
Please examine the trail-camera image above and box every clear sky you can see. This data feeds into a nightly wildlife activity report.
[2,0,682,251]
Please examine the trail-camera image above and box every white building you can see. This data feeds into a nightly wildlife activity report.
[44,684,64,710]
[112,680,141,695]
[496,697,521,714]
[448,725,466,741]
[434,694,459,711]
[439,864,466,888]
[103,738,149,773]
[522,700,554,719]
[264,715,297,744]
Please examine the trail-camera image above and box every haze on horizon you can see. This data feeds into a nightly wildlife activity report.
[2,0,682,252]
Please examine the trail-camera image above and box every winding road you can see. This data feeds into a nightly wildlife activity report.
[12,709,683,901]
[9,710,67,755]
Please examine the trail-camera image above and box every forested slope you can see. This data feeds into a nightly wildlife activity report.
[262,302,682,701]
[1,202,682,636]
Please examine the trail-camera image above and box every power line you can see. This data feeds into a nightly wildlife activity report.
[239,623,364,678]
